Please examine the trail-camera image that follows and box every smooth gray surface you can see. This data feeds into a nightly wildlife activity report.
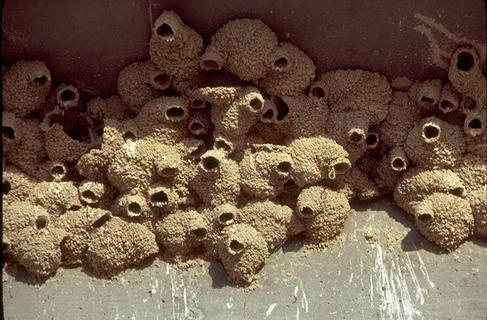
[3,199,487,320]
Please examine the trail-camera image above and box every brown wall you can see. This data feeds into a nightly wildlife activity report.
[3,0,485,96]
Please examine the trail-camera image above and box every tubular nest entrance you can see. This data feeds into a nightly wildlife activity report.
[157,23,174,39]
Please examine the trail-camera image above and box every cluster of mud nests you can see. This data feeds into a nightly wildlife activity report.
[2,11,486,286]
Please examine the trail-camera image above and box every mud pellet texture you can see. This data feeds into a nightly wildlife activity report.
[2,11,486,286]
